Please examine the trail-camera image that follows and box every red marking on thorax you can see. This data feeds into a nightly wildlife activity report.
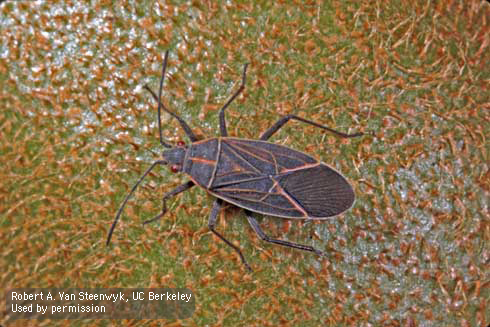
[189,157,215,165]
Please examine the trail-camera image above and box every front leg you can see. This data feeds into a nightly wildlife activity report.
[208,199,252,271]
[218,64,249,136]
[143,181,195,225]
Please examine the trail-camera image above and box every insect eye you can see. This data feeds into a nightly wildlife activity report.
[170,164,181,173]
[177,140,186,147]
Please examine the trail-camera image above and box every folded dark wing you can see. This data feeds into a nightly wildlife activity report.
[211,138,318,188]
[210,176,307,218]
[276,164,355,218]
[208,138,354,218]
[210,165,354,219]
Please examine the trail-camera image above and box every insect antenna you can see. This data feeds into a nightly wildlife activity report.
[106,160,166,245]
[155,51,172,148]
[144,51,198,146]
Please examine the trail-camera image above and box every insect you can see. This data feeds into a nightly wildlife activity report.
[106,51,364,271]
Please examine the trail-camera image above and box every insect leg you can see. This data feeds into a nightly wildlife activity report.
[208,199,252,271]
[218,63,248,136]
[245,210,326,257]
[259,114,364,141]
[107,160,167,245]
[142,181,195,225]
[144,51,198,145]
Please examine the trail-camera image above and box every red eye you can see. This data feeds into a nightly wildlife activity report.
[170,164,180,173]
[177,140,186,147]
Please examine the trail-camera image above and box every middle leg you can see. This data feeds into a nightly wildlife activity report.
[208,199,252,271]
[260,114,364,141]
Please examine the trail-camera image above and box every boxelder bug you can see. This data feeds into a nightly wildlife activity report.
[106,51,364,271]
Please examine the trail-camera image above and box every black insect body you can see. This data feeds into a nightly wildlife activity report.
[107,51,363,271]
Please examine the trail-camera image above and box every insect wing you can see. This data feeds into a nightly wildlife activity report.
[277,163,355,217]
[209,138,354,218]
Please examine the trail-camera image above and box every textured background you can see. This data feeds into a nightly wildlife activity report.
[1,1,488,326]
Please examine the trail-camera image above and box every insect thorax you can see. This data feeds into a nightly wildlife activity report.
[162,147,186,168]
